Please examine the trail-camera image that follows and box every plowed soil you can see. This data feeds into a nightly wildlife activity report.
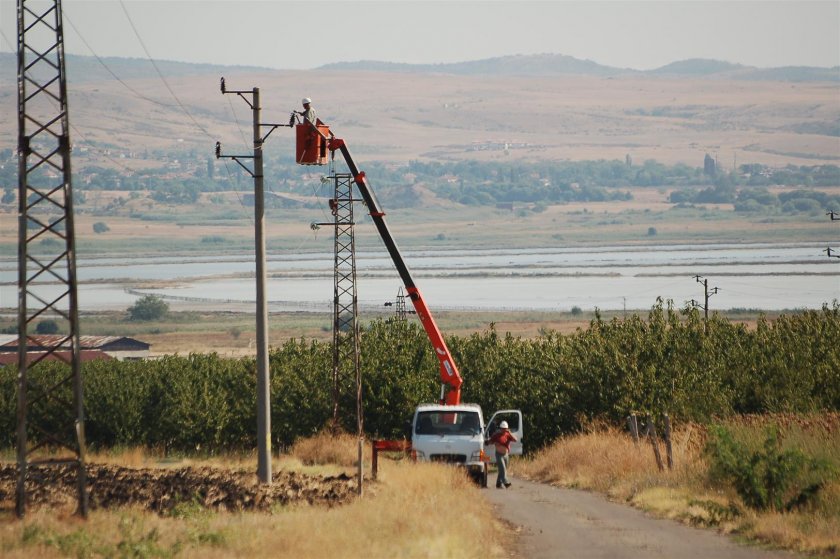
[0,463,357,514]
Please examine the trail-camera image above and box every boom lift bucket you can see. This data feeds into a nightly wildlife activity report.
[295,123,331,165]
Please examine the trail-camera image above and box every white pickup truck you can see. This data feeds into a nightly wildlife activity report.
[410,404,524,487]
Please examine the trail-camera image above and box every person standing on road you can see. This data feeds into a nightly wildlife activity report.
[487,420,517,488]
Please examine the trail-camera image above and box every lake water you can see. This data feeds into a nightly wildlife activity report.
[1,243,838,313]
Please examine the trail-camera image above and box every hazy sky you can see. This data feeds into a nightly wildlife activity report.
[0,0,838,70]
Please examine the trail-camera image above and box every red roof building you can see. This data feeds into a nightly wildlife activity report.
[0,335,150,362]
[0,349,114,367]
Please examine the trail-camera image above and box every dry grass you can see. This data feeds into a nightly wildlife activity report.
[519,417,840,558]
[519,423,706,500]
[289,430,370,469]
[0,462,502,559]
[0,434,505,559]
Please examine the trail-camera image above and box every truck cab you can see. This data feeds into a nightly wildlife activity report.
[411,404,523,487]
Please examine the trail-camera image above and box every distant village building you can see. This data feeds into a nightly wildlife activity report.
[0,349,113,367]
[0,335,150,363]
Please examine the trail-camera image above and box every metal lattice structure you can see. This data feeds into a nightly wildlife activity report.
[329,173,362,427]
[395,287,407,322]
[16,0,88,517]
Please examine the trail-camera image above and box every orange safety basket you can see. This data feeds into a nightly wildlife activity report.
[295,123,330,165]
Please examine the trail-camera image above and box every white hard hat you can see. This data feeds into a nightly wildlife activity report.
[500,421,509,429]
[302,97,312,105]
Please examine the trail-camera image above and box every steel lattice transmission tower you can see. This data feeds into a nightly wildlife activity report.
[394,287,408,322]
[16,0,88,517]
[327,173,362,429]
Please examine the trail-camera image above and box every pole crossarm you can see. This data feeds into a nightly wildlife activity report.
[259,123,291,144]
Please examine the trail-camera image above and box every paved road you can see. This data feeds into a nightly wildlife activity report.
[483,477,800,559]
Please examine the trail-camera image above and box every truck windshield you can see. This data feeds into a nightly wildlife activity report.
[415,411,481,436]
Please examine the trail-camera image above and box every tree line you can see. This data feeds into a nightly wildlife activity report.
[2,148,837,210]
[1,301,837,453]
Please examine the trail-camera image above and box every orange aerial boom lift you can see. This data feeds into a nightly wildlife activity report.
[295,118,464,406]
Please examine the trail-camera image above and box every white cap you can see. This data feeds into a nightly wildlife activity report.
[302,97,312,105]
[500,421,509,429]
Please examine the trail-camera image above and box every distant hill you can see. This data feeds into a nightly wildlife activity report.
[650,58,839,81]
[320,54,839,82]
[739,66,840,82]
[2,50,837,169]
[0,52,269,84]
[2,51,835,83]
[318,53,625,76]
[649,58,745,75]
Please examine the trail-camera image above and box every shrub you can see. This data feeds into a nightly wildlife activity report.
[35,320,59,334]
[92,221,110,234]
[705,425,836,511]
[127,295,169,321]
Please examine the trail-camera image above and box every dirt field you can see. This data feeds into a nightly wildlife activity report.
[0,463,356,515]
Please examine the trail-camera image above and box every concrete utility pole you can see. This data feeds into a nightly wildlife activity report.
[216,78,290,484]
[826,211,839,260]
[16,0,88,518]
[691,275,719,321]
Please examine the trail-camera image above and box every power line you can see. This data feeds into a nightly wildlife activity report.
[0,28,13,51]
[26,0,321,246]
[62,10,176,108]
[118,0,213,138]
[34,81,142,176]
[65,1,255,222]
[226,93,252,151]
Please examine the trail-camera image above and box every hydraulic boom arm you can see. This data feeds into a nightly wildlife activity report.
[328,137,463,406]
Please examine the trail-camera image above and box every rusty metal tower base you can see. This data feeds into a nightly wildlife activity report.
[16,0,87,517]
[325,171,364,494]
[327,173,362,429]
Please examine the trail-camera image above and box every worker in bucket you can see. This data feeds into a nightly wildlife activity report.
[487,420,517,488]
[297,98,317,125]
[295,97,328,141]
